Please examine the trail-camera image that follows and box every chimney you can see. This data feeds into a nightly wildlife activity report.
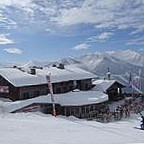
[13,66,25,72]
[13,65,17,68]
[52,64,57,67]
[58,63,65,69]
[30,68,36,75]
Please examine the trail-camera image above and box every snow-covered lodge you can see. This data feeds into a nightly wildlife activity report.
[0,64,126,118]
[0,65,97,101]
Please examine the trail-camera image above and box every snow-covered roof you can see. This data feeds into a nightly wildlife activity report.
[0,66,97,87]
[57,91,108,106]
[0,68,46,87]
[36,65,97,83]
[92,80,124,92]
[2,91,108,112]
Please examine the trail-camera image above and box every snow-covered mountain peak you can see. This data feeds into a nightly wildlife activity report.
[111,49,144,67]
[105,51,115,55]
[60,57,81,65]
[21,60,49,70]
[118,49,141,58]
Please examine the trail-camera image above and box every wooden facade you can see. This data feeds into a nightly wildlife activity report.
[0,75,19,100]
[106,81,125,101]
[13,102,108,120]
[0,74,93,101]
[53,79,92,94]
[61,102,108,119]
[0,75,49,101]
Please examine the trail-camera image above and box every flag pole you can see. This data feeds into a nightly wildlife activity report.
[128,72,133,97]
[138,69,144,103]
[46,74,56,117]
[138,69,141,91]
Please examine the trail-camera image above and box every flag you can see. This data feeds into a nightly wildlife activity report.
[46,75,54,102]
[128,72,132,88]
[134,69,142,90]
[46,74,56,117]
[138,69,141,90]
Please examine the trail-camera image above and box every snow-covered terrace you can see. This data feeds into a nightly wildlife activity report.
[57,91,108,106]
[1,91,108,113]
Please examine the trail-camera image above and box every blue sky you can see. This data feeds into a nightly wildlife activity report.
[0,0,144,63]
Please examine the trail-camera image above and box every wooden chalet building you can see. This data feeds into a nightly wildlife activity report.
[0,65,98,101]
[92,80,125,101]
[0,65,111,119]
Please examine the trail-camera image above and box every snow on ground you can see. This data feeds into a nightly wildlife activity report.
[0,112,144,144]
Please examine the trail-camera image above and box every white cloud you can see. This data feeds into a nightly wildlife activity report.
[0,10,17,30]
[51,4,113,26]
[51,0,144,36]
[0,0,144,38]
[126,36,144,45]
[139,48,144,51]
[0,34,14,44]
[72,43,90,51]
[3,48,22,54]
[87,32,113,43]
[45,28,56,34]
[0,0,32,6]
[50,0,118,26]
[0,0,58,32]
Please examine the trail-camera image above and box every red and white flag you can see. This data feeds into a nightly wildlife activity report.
[46,75,54,102]
[46,75,56,116]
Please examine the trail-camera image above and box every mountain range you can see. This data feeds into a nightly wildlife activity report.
[59,49,144,76]
[1,49,144,77]
[59,49,144,92]
[1,49,144,91]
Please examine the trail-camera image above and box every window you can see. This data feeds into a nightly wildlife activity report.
[33,91,40,97]
[85,83,89,90]
[56,87,61,93]
[69,86,73,91]
[23,92,29,99]
[63,86,68,93]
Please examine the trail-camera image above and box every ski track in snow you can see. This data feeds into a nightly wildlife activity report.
[59,116,138,139]
[0,112,144,144]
